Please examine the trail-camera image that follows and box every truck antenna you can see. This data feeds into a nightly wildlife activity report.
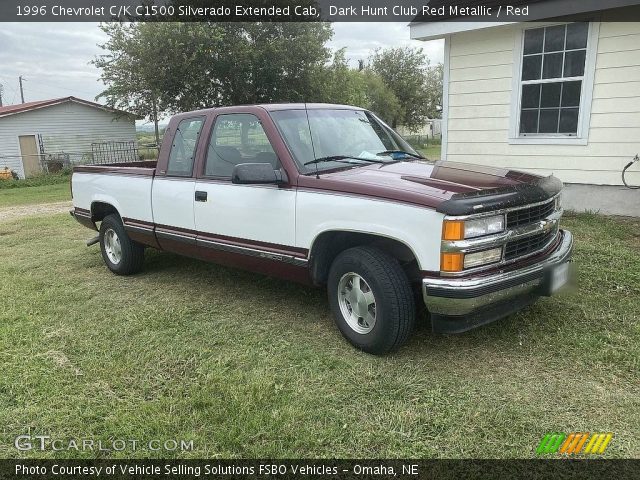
[304,103,319,179]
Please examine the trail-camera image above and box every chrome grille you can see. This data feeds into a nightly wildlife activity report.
[506,200,555,228]
[505,230,557,260]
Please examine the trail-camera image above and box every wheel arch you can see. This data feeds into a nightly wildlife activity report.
[90,200,121,223]
[308,229,422,286]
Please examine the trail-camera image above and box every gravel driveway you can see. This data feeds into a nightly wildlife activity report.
[0,201,73,223]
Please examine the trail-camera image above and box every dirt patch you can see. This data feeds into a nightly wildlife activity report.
[0,201,72,222]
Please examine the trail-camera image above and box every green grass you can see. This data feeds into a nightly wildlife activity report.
[0,171,71,190]
[0,212,638,459]
[0,183,70,207]
[419,145,441,160]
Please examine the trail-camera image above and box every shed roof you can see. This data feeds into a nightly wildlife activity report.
[0,96,133,119]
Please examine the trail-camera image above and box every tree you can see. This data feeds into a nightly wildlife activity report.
[360,71,401,126]
[92,23,209,144]
[424,63,444,119]
[315,48,367,106]
[369,47,442,130]
[93,22,333,136]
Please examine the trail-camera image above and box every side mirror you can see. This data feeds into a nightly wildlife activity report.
[231,163,287,185]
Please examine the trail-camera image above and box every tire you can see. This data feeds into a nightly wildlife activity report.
[327,246,415,355]
[99,214,145,275]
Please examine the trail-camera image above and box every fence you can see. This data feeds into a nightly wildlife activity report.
[403,134,442,150]
[0,141,159,176]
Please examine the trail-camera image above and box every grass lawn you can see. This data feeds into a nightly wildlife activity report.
[418,145,441,160]
[0,183,70,208]
[0,212,638,459]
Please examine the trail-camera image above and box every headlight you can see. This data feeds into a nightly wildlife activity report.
[442,215,505,240]
[463,247,503,269]
[464,215,505,238]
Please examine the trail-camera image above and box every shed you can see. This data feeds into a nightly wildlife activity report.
[0,97,136,178]
[410,0,640,216]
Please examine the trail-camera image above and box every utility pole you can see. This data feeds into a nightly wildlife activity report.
[19,75,25,103]
[0,84,3,107]
[152,95,160,147]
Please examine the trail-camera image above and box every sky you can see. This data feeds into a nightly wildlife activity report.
[0,22,443,124]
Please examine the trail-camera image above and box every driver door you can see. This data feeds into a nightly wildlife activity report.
[193,112,296,251]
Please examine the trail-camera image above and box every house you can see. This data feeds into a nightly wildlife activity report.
[0,97,136,178]
[410,0,640,216]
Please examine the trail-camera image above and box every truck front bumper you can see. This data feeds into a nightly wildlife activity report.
[423,230,574,333]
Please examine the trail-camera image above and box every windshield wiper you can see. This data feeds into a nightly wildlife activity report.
[304,155,387,166]
[376,150,425,159]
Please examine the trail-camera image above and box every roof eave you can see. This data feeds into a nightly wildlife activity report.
[409,0,640,40]
[0,96,135,120]
[410,21,513,41]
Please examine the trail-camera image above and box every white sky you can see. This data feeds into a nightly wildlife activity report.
[0,22,444,125]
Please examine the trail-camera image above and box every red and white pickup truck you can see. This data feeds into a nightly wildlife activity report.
[71,104,573,354]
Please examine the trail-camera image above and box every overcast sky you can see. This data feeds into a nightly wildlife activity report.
[0,22,443,124]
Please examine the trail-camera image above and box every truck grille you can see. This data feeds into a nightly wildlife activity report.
[505,230,557,260]
[506,200,555,228]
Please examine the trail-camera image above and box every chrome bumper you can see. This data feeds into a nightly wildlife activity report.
[423,230,574,320]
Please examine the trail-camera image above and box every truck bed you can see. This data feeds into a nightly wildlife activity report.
[72,161,158,226]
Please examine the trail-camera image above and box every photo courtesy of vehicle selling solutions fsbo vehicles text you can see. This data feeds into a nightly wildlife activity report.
[0,1,639,479]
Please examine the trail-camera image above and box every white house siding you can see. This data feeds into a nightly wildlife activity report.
[0,101,135,178]
[444,19,640,187]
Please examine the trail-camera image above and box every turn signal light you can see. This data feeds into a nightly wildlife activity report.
[441,252,464,272]
[442,220,464,240]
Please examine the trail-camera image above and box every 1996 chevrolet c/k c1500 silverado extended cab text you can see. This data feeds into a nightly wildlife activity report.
[71,104,573,354]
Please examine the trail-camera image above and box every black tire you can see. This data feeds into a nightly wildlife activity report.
[327,246,415,355]
[99,214,145,275]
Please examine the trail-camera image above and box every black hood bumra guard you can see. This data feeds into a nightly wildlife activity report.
[436,175,563,216]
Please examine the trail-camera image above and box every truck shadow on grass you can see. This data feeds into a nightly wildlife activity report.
[137,247,572,358]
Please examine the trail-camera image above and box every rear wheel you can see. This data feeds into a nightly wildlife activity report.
[99,214,144,275]
[328,246,415,355]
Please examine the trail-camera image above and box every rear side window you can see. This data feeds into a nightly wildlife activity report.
[205,114,277,178]
[167,117,204,176]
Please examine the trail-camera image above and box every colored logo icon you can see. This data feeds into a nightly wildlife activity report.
[536,433,613,455]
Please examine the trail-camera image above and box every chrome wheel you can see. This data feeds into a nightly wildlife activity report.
[337,272,377,334]
[103,228,122,265]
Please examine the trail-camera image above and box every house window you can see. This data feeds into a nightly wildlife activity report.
[517,22,590,138]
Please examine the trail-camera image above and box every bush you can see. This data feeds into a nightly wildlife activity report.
[0,169,71,189]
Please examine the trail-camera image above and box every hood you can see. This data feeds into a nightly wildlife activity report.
[296,160,562,213]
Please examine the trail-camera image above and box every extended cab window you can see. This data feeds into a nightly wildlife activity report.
[167,117,204,176]
[205,114,278,178]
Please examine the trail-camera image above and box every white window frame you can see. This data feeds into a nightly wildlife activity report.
[509,21,600,145]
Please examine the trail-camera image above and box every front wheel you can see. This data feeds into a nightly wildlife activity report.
[99,214,145,275]
[327,246,415,355]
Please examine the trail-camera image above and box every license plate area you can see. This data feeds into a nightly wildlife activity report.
[543,261,570,296]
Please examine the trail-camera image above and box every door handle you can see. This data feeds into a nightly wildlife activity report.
[195,191,208,202]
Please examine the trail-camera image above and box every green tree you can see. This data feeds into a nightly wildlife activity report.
[369,47,442,130]
[360,71,401,126]
[93,23,216,144]
[93,22,333,136]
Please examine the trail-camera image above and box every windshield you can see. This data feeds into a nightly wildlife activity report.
[270,108,420,174]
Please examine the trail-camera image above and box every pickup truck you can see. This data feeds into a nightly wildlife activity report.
[71,104,573,354]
